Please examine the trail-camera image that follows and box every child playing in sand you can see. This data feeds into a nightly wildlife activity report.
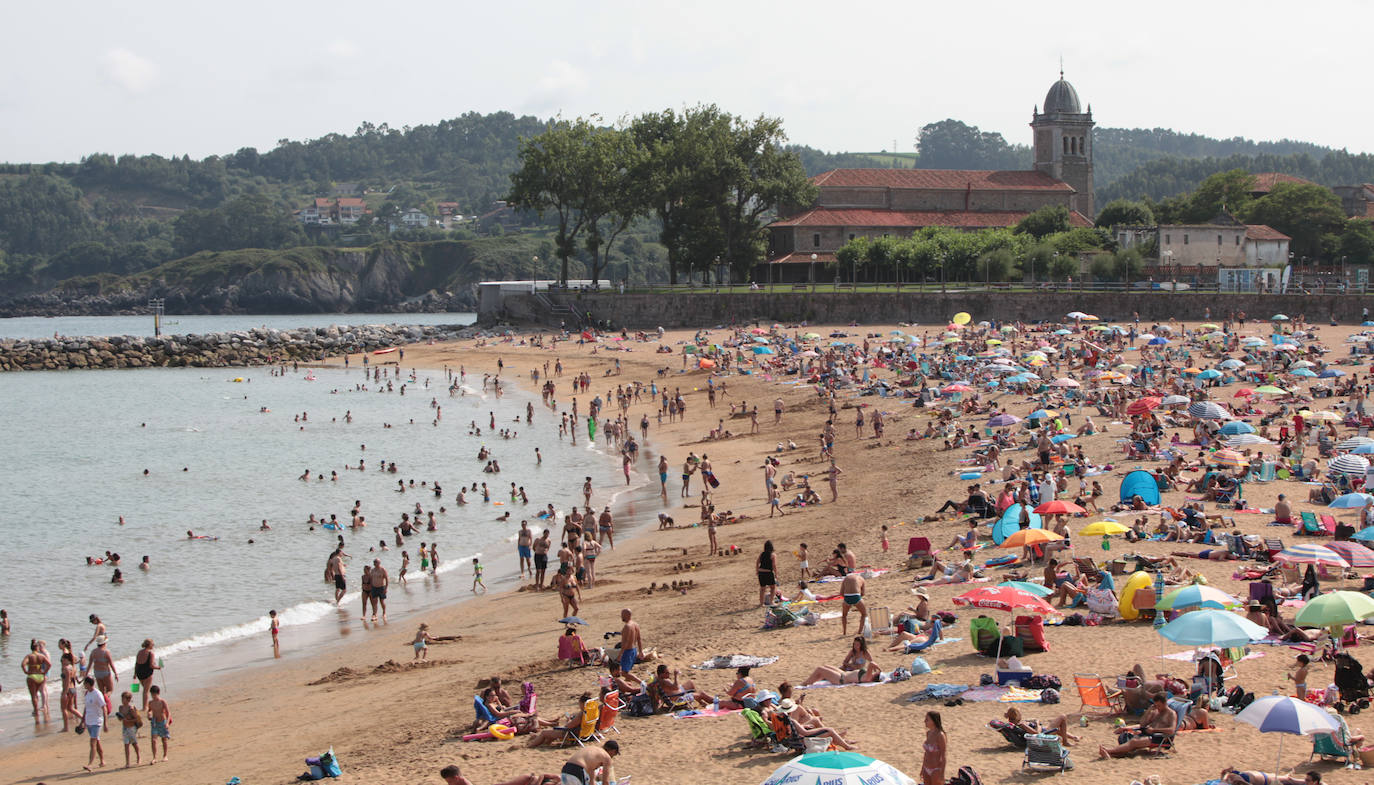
[797,543,810,582]
[472,557,485,593]
[116,691,142,767]
[880,525,890,553]
[413,623,434,660]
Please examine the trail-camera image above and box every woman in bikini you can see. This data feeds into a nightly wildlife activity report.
[22,640,50,716]
[1221,769,1316,785]
[60,650,81,731]
[803,639,883,685]
[718,666,757,710]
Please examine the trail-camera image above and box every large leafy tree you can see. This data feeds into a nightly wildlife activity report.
[1181,169,1255,223]
[1243,182,1346,260]
[1095,199,1155,228]
[915,119,1027,170]
[507,118,600,284]
[1014,205,1072,239]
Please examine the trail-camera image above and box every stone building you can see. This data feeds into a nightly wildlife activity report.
[764,74,1096,281]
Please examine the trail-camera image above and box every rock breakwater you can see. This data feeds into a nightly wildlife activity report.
[0,323,480,372]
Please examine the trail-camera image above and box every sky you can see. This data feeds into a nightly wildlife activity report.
[2,0,1370,163]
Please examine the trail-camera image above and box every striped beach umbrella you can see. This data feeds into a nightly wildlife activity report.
[1329,454,1370,476]
[1273,544,1348,568]
[1337,437,1374,450]
[1322,543,1374,570]
[1209,449,1249,468]
[1225,434,1273,447]
[1188,401,1231,419]
[1157,585,1241,611]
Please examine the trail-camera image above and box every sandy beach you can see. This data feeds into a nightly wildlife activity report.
[8,315,1374,785]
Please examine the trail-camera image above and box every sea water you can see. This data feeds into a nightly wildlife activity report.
[0,352,650,740]
[0,312,476,340]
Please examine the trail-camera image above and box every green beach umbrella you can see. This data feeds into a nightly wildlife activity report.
[761,752,916,785]
[1293,591,1374,629]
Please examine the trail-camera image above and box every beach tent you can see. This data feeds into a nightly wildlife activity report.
[1119,469,1161,506]
[991,504,1043,545]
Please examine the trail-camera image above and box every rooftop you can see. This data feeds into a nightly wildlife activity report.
[811,169,1073,192]
[771,207,1092,229]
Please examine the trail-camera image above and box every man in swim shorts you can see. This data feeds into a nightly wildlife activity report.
[561,740,619,785]
[370,558,389,622]
[533,530,552,588]
[618,609,641,674]
[839,573,867,637]
[517,521,534,579]
[328,549,346,604]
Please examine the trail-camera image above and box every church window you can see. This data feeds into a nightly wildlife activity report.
[1184,234,1190,245]
[1235,236,1241,246]
[1062,137,1068,155]
[1217,235,1223,246]
[812,233,820,248]
[1165,234,1171,245]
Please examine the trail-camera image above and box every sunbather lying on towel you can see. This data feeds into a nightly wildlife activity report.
[1220,769,1319,785]
[441,765,561,785]
[803,638,883,685]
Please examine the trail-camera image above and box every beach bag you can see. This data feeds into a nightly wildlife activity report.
[889,666,912,682]
[627,693,655,717]
[1039,688,1060,704]
[947,766,984,785]
[301,748,342,780]
[910,657,932,675]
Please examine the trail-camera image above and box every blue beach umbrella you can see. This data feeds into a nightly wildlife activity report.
[998,581,1053,597]
[1354,527,1374,542]
[1319,368,1346,378]
[752,346,774,354]
[1218,421,1255,436]
[1051,434,1076,444]
[1197,369,1222,380]
[991,505,1043,545]
[1329,493,1374,509]
[761,752,916,785]
[1291,368,1317,378]
[1352,444,1374,455]
[1158,609,1267,647]
[1147,336,1170,346]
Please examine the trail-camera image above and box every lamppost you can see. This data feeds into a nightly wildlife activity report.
[939,252,947,293]
[531,256,538,292]
[810,253,817,292]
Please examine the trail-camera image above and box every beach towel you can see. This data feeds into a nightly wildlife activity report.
[998,686,1045,702]
[672,707,742,719]
[691,655,778,670]
[960,686,1010,702]
[907,683,969,701]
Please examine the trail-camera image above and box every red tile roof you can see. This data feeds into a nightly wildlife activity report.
[769,252,838,265]
[770,208,1092,230]
[337,197,366,208]
[1250,172,1315,193]
[1245,224,1291,241]
[812,168,1073,192]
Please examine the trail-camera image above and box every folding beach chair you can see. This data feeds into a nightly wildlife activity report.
[907,537,934,568]
[1073,674,1125,715]
[988,719,1029,749]
[1310,715,1356,765]
[1299,512,1323,535]
[560,698,601,747]
[595,691,622,739]
[1320,514,1339,535]
[1023,733,1074,772]
[869,606,893,634]
[1263,538,1285,560]
[741,708,779,750]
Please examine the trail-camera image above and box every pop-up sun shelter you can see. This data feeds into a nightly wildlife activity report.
[991,504,1044,545]
[1119,469,1161,506]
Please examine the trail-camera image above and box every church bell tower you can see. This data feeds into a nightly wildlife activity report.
[1031,70,1095,219]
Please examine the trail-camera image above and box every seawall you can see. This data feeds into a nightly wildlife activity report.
[504,290,1370,328]
[0,323,479,372]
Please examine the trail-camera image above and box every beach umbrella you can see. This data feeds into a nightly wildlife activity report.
[1272,314,1291,321]
[1097,371,1127,381]
[987,413,1021,427]
[952,312,971,325]
[1218,421,1255,435]
[1307,410,1343,422]
[998,581,1053,597]
[1160,395,1190,407]
[1187,401,1231,419]
[1126,397,1161,415]
[1200,323,1221,330]
[1050,378,1080,388]
[1000,325,1019,333]
[1291,359,1316,368]
[1078,521,1128,537]
[1219,359,1246,370]
[1066,311,1088,320]
[1158,609,1267,648]
[1252,385,1288,395]
[1147,336,1170,346]
[1182,367,1205,376]
[941,383,972,394]
[1290,368,1317,378]
[1336,437,1374,450]
[1329,454,1370,476]
[1115,363,1137,371]
[1224,434,1273,448]
[1049,433,1076,444]
[1273,544,1348,568]
[1006,373,1038,384]
[1157,585,1241,611]
[752,335,770,343]
[697,359,716,369]
[1054,329,1073,336]
[803,333,821,340]
[1319,544,1374,571]
[1234,695,1340,770]
[1081,314,1100,321]
[761,752,916,785]
[1209,449,1248,468]
[1000,529,1064,549]
[1241,337,1266,346]
[1354,527,1374,543]
[1328,492,1374,509]
[752,346,774,354]
[1033,500,1085,515]
[1197,369,1223,380]
[1027,409,1056,420]
[1352,444,1374,455]
[1234,388,1255,398]
[952,585,1055,614]
[1294,590,1374,628]
[558,616,589,626]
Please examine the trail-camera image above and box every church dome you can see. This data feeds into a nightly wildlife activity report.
[1043,78,1081,114]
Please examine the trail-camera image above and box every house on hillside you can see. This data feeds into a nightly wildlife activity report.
[398,208,430,229]
[335,198,367,224]
[761,73,1096,283]
[296,198,334,225]
[1248,172,1316,198]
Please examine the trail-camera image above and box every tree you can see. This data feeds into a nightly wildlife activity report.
[1048,253,1079,281]
[1021,242,1056,282]
[915,119,1027,170]
[1340,219,1374,266]
[1182,169,1256,223]
[580,128,646,285]
[507,118,599,284]
[1244,183,1347,260]
[1095,199,1154,228]
[1014,206,1072,239]
[980,248,1015,282]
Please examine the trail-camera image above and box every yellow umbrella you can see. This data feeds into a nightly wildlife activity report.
[1081,314,1100,321]
[953,312,971,325]
[1199,323,1220,330]
[1000,529,1064,549]
[1097,371,1126,380]
[986,339,1003,345]
[1079,521,1129,537]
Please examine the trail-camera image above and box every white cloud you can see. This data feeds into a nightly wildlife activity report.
[537,60,588,96]
[103,48,158,93]
[326,39,358,58]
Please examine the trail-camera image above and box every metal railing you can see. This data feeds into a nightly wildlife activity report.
[576,279,1373,296]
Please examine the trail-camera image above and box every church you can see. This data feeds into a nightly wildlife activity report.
[764,75,1097,281]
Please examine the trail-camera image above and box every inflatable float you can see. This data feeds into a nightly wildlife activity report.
[1118,570,1153,620]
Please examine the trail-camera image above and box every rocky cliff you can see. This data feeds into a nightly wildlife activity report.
[0,240,500,317]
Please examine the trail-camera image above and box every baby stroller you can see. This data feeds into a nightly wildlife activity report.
[1332,652,1371,714]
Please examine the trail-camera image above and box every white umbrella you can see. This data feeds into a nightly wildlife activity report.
[1234,695,1341,770]
[1161,395,1191,407]
[1330,454,1371,476]
[1224,434,1273,447]
[1187,401,1231,420]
